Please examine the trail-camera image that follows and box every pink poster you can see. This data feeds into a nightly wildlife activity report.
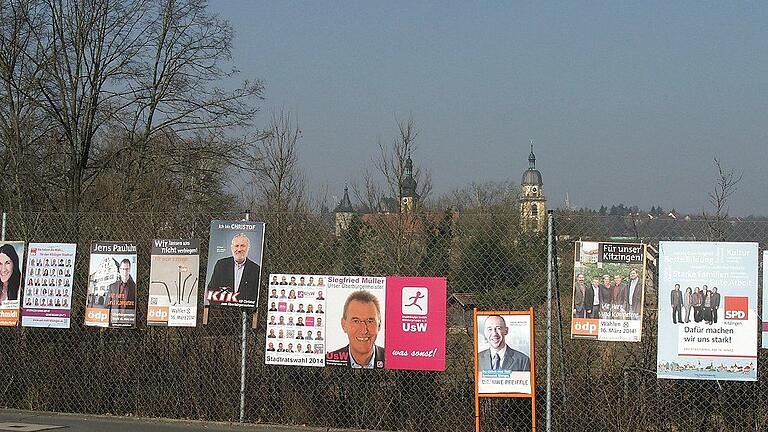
[384,276,447,371]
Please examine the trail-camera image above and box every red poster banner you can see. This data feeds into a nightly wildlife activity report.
[384,276,447,371]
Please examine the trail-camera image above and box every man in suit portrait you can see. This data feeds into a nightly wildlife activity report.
[572,273,591,318]
[626,269,643,316]
[711,287,721,323]
[106,258,136,316]
[478,315,530,372]
[327,290,385,369]
[206,233,260,304]
[670,283,683,324]
[612,274,628,315]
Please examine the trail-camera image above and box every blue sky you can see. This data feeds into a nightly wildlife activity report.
[211,1,768,215]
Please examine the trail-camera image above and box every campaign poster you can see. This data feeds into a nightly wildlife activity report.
[570,241,647,342]
[657,241,758,381]
[325,276,386,368]
[204,220,265,308]
[762,251,768,348]
[264,273,326,367]
[148,239,200,327]
[475,312,533,395]
[84,241,138,328]
[21,243,76,328]
[384,276,447,371]
[0,241,25,326]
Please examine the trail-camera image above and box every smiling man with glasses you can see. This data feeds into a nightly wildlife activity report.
[328,290,385,369]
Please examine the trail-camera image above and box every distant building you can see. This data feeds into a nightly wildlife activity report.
[400,151,419,213]
[334,185,354,237]
[520,144,546,233]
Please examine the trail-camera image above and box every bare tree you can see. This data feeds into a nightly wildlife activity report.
[704,157,742,241]
[243,109,307,213]
[353,116,432,212]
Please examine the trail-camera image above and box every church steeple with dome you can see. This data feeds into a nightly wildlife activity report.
[400,148,419,213]
[520,141,546,233]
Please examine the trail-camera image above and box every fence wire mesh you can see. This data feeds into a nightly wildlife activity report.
[0,211,766,432]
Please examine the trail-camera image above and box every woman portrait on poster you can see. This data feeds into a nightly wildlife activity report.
[0,244,22,302]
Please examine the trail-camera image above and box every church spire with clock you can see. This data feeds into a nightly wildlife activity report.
[520,142,546,233]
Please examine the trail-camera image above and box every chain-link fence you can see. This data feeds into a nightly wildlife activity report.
[0,210,766,431]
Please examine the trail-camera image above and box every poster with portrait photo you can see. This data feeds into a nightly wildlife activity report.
[21,243,76,328]
[657,241,758,381]
[762,251,768,348]
[264,273,326,367]
[570,241,647,342]
[204,220,265,308]
[84,241,138,328]
[475,312,533,395]
[325,276,386,369]
[148,239,200,327]
[0,241,25,326]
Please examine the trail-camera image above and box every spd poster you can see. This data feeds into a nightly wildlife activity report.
[656,241,758,381]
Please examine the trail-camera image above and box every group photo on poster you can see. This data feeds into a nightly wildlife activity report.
[22,243,77,328]
[383,276,447,371]
[148,239,200,327]
[570,241,647,342]
[0,241,25,326]
[84,241,138,328]
[264,274,326,367]
[475,312,532,395]
[657,241,758,381]
[325,276,386,369]
[204,220,265,308]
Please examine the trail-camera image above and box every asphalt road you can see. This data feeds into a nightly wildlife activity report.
[0,409,377,432]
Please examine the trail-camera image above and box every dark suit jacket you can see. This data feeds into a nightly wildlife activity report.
[106,277,136,310]
[478,346,531,372]
[711,292,721,309]
[207,257,260,302]
[328,344,385,368]
[626,279,642,313]
[573,283,589,310]
[599,285,612,306]
[670,289,683,307]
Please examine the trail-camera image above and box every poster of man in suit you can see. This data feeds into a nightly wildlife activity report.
[475,313,532,395]
[204,220,265,308]
[570,241,647,342]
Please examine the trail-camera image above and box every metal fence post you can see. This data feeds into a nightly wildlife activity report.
[239,211,250,422]
[1,211,6,240]
[546,209,554,432]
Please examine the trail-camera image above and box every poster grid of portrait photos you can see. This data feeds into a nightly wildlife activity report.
[22,243,77,328]
[84,241,138,328]
[0,241,25,326]
[147,239,200,327]
[265,274,326,366]
[570,241,647,342]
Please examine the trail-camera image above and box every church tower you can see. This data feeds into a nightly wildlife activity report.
[400,150,419,213]
[334,185,354,237]
[520,143,546,233]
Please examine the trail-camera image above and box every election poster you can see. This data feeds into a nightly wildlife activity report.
[570,241,647,342]
[0,241,25,326]
[762,251,768,348]
[84,241,137,328]
[475,311,534,395]
[264,273,326,366]
[325,276,386,368]
[656,241,758,381]
[148,239,200,327]
[384,276,447,371]
[21,243,77,328]
[204,220,265,308]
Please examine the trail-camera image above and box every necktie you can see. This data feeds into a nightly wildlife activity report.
[493,353,500,370]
